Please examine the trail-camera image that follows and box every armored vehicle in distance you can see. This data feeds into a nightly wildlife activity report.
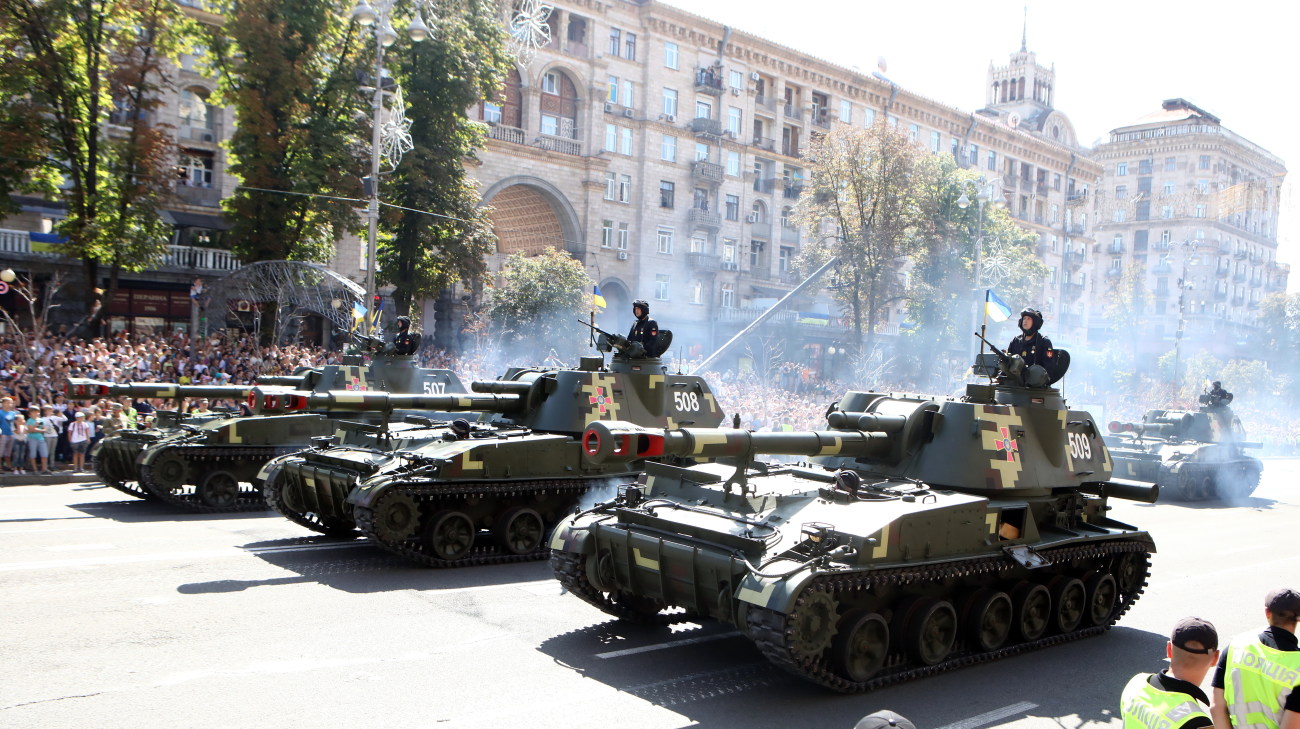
[1105,393,1262,501]
[551,343,1156,692]
[256,332,724,566]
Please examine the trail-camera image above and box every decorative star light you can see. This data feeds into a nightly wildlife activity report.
[508,0,553,68]
[979,237,1012,288]
[379,86,414,171]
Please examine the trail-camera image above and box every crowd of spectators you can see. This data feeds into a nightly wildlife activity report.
[4,326,1300,477]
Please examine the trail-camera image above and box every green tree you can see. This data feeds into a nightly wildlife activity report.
[1103,259,1151,349]
[0,0,194,331]
[793,122,931,354]
[379,0,511,316]
[481,247,591,357]
[207,0,369,263]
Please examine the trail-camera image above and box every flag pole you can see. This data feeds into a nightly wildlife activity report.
[980,290,990,358]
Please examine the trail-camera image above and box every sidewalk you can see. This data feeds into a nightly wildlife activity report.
[0,469,101,488]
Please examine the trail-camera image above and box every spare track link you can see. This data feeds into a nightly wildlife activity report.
[746,539,1152,693]
[138,445,286,513]
[264,472,358,536]
[355,479,593,568]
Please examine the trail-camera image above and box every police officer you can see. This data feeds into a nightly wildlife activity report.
[1122,616,1220,729]
[627,299,660,356]
[392,316,417,356]
[1007,307,1055,370]
[1211,588,1300,729]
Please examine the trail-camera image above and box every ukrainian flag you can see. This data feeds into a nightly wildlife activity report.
[986,289,1012,322]
[592,285,607,309]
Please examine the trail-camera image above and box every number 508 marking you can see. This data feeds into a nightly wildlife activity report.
[673,391,700,412]
[1067,432,1092,460]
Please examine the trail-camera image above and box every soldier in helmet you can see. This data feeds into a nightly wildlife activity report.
[392,316,417,356]
[628,299,660,356]
[1008,307,1056,371]
[1207,381,1234,407]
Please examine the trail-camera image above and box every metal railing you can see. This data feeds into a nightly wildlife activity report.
[487,124,526,145]
[690,161,724,184]
[752,136,776,152]
[783,104,803,121]
[536,134,582,156]
[688,117,723,137]
[688,208,721,229]
[0,229,239,272]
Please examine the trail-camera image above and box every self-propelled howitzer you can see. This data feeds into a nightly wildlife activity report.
[550,345,1156,693]
[257,346,723,566]
[66,377,274,500]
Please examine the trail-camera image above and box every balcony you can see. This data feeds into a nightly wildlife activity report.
[162,245,239,272]
[1215,267,1230,279]
[782,184,804,200]
[1107,243,1125,254]
[1152,240,1171,251]
[1066,223,1085,235]
[688,207,721,231]
[752,136,776,152]
[487,124,526,145]
[1214,290,1228,301]
[780,143,802,159]
[686,252,719,269]
[1067,191,1088,205]
[1232,295,1245,306]
[1233,249,1248,260]
[1064,282,1084,298]
[690,161,724,185]
[1248,299,1260,309]
[688,117,723,138]
[783,104,803,121]
[750,221,771,238]
[1064,249,1086,267]
[694,68,724,96]
[1152,262,1173,274]
[754,94,777,112]
[753,177,776,194]
[181,124,221,143]
[1106,268,1123,279]
[174,184,221,207]
[562,41,588,59]
[811,111,830,129]
[1233,271,1246,282]
[780,226,799,244]
[535,134,582,156]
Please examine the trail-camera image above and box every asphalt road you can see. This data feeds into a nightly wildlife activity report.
[1,461,1295,729]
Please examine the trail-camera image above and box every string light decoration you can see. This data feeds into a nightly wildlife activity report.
[507,0,554,67]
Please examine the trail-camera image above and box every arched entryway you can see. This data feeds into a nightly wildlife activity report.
[481,176,582,257]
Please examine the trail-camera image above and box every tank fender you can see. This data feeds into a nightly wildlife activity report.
[734,563,817,613]
[347,478,390,509]
[547,518,594,555]
[255,458,284,487]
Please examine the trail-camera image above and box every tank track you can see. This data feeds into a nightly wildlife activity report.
[263,474,358,536]
[551,549,691,624]
[745,539,1151,693]
[354,478,594,568]
[1162,462,1262,501]
[94,457,154,500]
[138,445,290,514]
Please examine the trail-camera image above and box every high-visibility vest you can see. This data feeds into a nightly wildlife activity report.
[1121,673,1210,729]
[1223,630,1300,729]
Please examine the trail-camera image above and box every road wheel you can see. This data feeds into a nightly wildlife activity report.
[1011,581,1051,641]
[493,506,544,555]
[963,589,1013,652]
[147,450,190,493]
[1048,576,1086,633]
[374,492,421,542]
[831,609,889,681]
[420,510,475,561]
[788,588,839,663]
[1084,572,1118,625]
[198,470,241,508]
[1114,552,1146,594]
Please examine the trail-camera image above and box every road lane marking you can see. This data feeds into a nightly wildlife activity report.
[596,630,743,659]
[935,701,1040,729]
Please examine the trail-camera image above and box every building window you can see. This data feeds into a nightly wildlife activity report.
[1115,185,1127,199]
[690,280,704,305]
[780,206,792,228]
[929,131,940,154]
[908,123,919,141]
[1053,173,1061,190]
[727,107,742,135]
[689,234,706,253]
[618,174,631,203]
[483,103,502,123]
[661,134,677,162]
[604,172,616,200]
[608,27,620,56]
[1113,209,1126,223]
[604,123,617,152]
[608,75,619,104]
[779,246,792,272]
[720,282,735,308]
[839,100,852,124]
[655,274,670,300]
[624,32,636,60]
[1163,182,1175,196]
[656,228,674,254]
[542,72,558,94]
[663,42,678,69]
[726,150,740,176]
[179,151,214,187]
[1195,203,1206,218]
[750,240,764,267]
[1196,179,1209,194]
[750,200,766,224]
[694,142,710,162]
[1116,162,1128,176]
[662,88,678,117]
[601,220,614,248]
[1164,156,1177,172]
[968,143,979,167]
[540,114,559,136]
[620,127,633,155]
[987,150,997,171]
[863,108,875,126]
[1199,155,1211,170]
[659,180,674,208]
[725,194,739,221]
[617,223,629,250]
[1138,159,1152,175]
[695,99,712,120]
[729,70,743,89]
[722,238,736,262]
[1161,205,1172,219]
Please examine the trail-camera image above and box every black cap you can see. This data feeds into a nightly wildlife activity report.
[1266,588,1300,619]
[1170,616,1218,653]
[855,711,917,729]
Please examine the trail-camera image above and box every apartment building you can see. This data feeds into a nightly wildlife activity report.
[460,0,1102,364]
[1090,98,1288,368]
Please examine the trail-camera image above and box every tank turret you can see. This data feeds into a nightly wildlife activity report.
[549,337,1155,693]
[1104,389,1262,500]
[258,340,723,565]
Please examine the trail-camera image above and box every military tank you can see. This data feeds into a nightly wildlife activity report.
[255,329,724,565]
[69,341,467,513]
[550,340,1157,693]
[65,379,270,500]
[1104,391,1262,501]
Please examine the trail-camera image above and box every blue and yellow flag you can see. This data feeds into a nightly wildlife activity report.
[592,285,607,309]
[986,289,1012,322]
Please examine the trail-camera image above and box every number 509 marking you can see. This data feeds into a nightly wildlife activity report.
[1067,432,1092,460]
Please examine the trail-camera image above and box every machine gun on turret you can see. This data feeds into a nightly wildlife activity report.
[578,319,672,359]
[972,331,1069,388]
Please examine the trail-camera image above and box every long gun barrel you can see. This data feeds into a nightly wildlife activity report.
[66,378,259,401]
[581,420,896,464]
[247,386,525,416]
[254,375,312,387]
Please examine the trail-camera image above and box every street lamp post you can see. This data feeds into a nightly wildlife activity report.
[351,0,429,317]
[957,177,1004,360]
[1171,240,1202,391]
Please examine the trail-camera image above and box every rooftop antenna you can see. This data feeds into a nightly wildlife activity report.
[1020,6,1028,52]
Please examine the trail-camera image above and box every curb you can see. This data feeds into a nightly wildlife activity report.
[0,472,101,488]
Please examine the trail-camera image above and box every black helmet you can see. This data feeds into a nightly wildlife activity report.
[396,315,411,331]
[632,299,650,316]
[1019,308,1043,335]
[1212,380,1222,389]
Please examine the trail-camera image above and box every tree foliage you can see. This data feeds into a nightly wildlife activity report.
[481,246,591,357]
[379,0,511,316]
[207,0,369,263]
[0,0,194,329]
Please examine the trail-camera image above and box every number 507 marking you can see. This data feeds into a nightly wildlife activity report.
[1067,432,1092,460]
[673,391,700,412]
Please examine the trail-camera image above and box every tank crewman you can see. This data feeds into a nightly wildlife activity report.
[854,710,916,729]
[392,316,417,356]
[1211,587,1300,729]
[1122,617,1220,729]
[627,299,660,356]
[1208,381,1235,407]
[1007,307,1056,370]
